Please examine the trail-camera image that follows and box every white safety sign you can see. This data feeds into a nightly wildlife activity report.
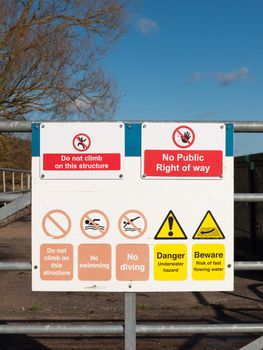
[32,122,234,292]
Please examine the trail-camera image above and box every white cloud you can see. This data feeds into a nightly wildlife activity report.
[215,67,249,86]
[188,67,249,86]
[135,17,159,35]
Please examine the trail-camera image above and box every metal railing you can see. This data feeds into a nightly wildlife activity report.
[0,167,31,194]
[0,120,262,132]
[1,260,262,271]
[0,120,263,350]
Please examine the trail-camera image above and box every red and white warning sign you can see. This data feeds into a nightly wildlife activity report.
[43,153,121,171]
[72,133,91,152]
[32,121,234,292]
[144,150,223,177]
[142,123,225,179]
[39,122,124,180]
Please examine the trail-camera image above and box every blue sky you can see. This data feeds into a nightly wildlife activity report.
[104,0,263,155]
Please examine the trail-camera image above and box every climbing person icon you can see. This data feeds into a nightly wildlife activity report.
[72,133,91,152]
[77,136,87,149]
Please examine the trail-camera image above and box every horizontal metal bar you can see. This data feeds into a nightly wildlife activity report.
[0,323,123,334]
[0,261,263,272]
[0,262,32,270]
[0,322,261,335]
[0,192,262,204]
[233,121,263,132]
[234,261,263,270]
[0,121,32,132]
[137,323,263,334]
[0,121,263,132]
[234,193,263,202]
[0,168,30,173]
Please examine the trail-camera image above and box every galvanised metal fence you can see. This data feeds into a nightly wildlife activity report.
[0,120,262,350]
[0,167,31,193]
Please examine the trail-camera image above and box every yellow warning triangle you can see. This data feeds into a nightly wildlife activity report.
[154,210,187,239]
[193,211,225,239]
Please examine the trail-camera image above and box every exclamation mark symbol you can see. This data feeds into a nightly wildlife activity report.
[168,216,174,237]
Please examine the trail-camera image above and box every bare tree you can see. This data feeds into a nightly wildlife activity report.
[0,0,128,120]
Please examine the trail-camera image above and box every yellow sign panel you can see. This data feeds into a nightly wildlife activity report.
[193,211,224,239]
[154,244,187,280]
[192,244,225,280]
[154,210,187,239]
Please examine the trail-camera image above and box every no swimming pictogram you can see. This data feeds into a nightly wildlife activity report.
[80,210,109,239]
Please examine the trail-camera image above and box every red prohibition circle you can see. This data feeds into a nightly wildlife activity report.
[118,210,147,239]
[172,125,195,148]
[80,210,109,239]
[72,133,91,152]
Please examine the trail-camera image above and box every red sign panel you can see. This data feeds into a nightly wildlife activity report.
[43,153,120,171]
[144,150,223,177]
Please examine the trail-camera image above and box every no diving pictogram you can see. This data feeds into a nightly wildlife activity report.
[73,133,91,152]
[172,125,195,148]
[42,209,71,239]
[118,210,147,239]
[80,210,109,239]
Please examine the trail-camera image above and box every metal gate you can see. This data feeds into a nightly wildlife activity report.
[0,120,262,350]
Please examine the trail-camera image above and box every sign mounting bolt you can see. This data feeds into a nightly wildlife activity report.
[41,124,45,128]
[41,174,45,179]
[220,125,224,129]
[227,264,231,268]
[119,124,123,128]
[119,174,123,179]
[143,124,146,128]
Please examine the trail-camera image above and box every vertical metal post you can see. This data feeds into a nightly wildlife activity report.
[27,174,31,190]
[2,171,6,192]
[125,292,136,350]
[12,172,15,192]
[21,173,24,190]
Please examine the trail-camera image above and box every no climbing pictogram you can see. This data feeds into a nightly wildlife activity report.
[73,133,91,152]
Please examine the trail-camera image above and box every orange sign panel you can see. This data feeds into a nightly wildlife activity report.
[116,244,149,281]
[40,244,73,280]
[78,244,111,281]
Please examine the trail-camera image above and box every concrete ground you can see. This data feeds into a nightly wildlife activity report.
[0,220,262,349]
